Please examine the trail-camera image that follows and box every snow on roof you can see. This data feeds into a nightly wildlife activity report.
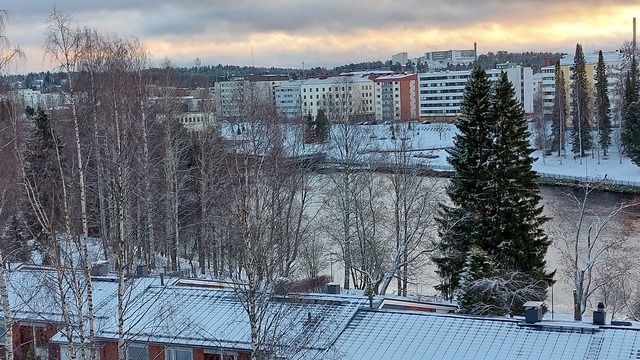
[95,285,369,355]
[373,73,416,81]
[325,309,640,360]
[302,76,373,86]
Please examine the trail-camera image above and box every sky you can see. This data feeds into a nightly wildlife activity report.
[2,1,640,74]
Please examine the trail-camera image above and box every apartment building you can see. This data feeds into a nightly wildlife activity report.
[274,80,303,121]
[300,75,375,122]
[373,73,419,122]
[540,51,622,124]
[7,89,65,110]
[213,75,289,120]
[417,65,534,121]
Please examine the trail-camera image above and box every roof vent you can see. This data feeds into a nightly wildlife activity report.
[593,302,606,325]
[524,301,544,324]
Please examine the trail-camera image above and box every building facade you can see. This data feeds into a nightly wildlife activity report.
[300,76,375,122]
[417,65,534,121]
[540,51,622,125]
[274,80,303,121]
[213,75,289,120]
[373,73,419,122]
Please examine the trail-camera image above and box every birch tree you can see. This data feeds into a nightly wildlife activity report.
[321,77,376,290]
[379,123,442,296]
[551,184,640,321]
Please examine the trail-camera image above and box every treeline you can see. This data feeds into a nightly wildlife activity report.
[476,51,565,72]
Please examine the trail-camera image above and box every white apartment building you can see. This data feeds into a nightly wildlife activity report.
[7,89,65,110]
[274,80,303,121]
[422,49,477,66]
[392,52,409,66]
[300,76,375,122]
[417,65,534,121]
[540,50,622,122]
[213,75,289,120]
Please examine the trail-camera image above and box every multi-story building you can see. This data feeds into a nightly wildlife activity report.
[417,65,534,121]
[373,73,419,122]
[274,80,303,121]
[540,50,622,124]
[7,89,65,110]
[423,49,477,66]
[213,75,289,120]
[392,52,409,66]
[300,75,375,122]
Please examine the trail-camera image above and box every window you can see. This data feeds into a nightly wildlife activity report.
[127,345,149,360]
[166,348,193,360]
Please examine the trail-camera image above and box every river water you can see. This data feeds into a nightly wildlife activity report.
[312,173,640,317]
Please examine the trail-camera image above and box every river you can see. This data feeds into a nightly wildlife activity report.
[312,172,640,317]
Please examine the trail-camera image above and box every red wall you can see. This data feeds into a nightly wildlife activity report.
[149,344,164,360]
[101,342,119,360]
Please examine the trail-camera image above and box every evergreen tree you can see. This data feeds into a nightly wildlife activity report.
[314,109,330,142]
[570,44,593,157]
[21,109,65,257]
[623,101,640,165]
[434,66,494,299]
[304,110,330,143]
[550,61,567,156]
[457,247,495,314]
[435,70,551,307]
[595,50,611,156]
[488,72,551,283]
[622,55,640,164]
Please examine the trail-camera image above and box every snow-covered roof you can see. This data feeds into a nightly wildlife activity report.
[2,266,118,323]
[302,76,373,86]
[325,309,640,360]
[94,285,369,356]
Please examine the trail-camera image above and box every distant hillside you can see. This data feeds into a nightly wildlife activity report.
[2,51,566,89]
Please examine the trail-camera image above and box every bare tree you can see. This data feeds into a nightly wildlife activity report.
[0,10,24,74]
[321,77,376,290]
[379,124,442,296]
[551,184,640,321]
[221,80,315,358]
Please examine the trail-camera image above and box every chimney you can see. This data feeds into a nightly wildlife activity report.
[593,302,606,325]
[326,282,341,295]
[523,301,544,324]
[90,261,109,276]
[474,42,478,61]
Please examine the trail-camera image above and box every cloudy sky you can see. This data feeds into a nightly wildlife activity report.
[2,1,640,73]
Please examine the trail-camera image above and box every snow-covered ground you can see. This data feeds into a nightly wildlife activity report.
[309,122,640,185]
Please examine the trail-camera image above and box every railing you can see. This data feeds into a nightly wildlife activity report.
[314,156,640,189]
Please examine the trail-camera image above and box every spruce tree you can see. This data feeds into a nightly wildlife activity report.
[488,72,550,283]
[623,100,640,165]
[457,247,494,314]
[595,50,611,156]
[550,61,567,156]
[434,66,494,299]
[570,44,593,157]
[435,70,551,307]
[21,109,65,258]
[622,55,640,164]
